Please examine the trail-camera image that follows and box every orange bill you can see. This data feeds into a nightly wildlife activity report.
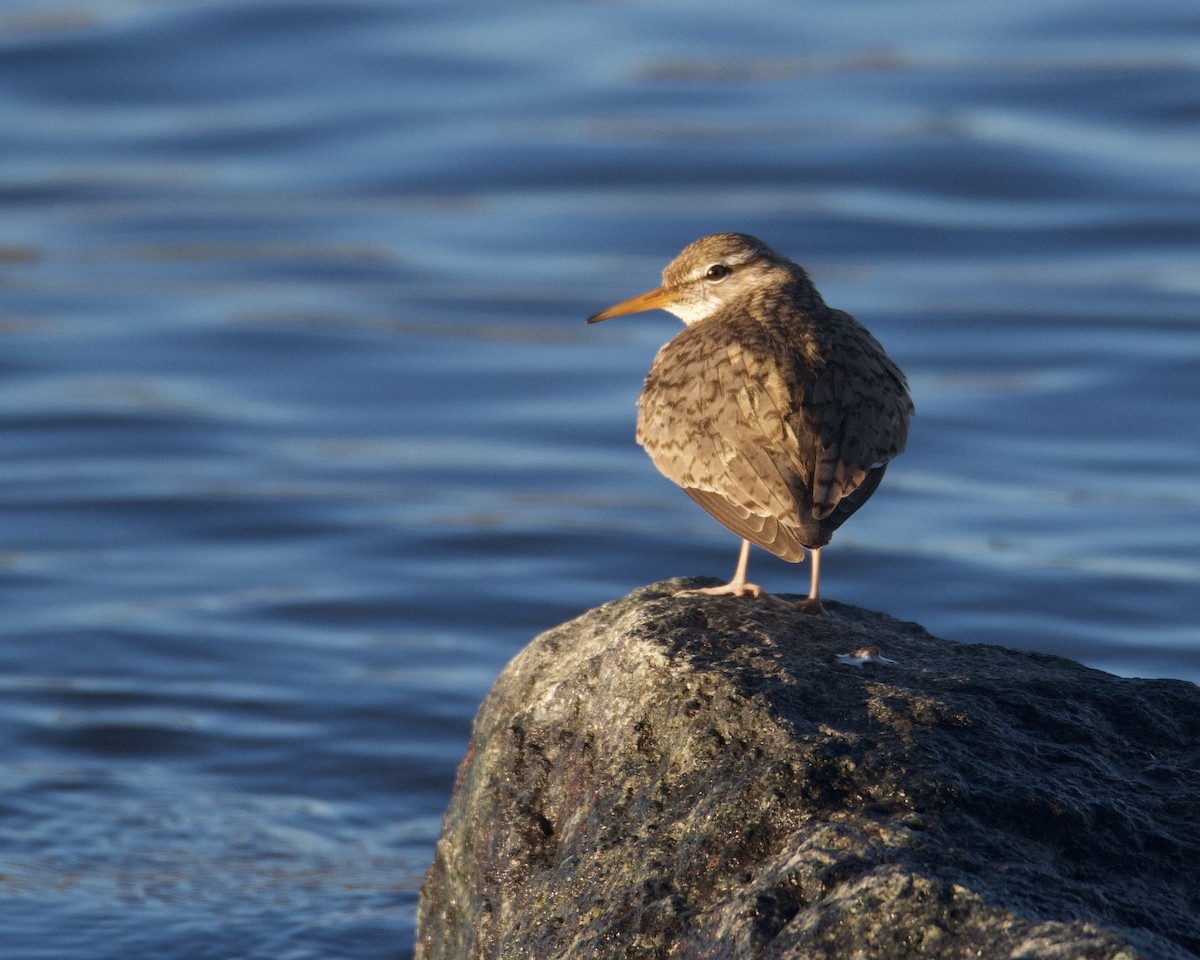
[586,287,672,323]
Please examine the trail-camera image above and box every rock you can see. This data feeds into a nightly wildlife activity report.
[416,580,1200,959]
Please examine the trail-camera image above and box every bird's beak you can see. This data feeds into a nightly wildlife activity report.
[586,286,672,324]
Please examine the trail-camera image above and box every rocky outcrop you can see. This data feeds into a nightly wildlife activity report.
[416,580,1200,959]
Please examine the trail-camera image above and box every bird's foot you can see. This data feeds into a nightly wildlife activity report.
[676,580,765,599]
[786,596,826,616]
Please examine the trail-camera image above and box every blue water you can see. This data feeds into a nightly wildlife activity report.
[1,0,1198,956]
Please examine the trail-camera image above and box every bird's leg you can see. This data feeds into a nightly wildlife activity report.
[678,539,765,598]
[789,546,826,615]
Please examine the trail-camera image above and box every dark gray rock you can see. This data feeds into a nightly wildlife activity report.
[416,580,1200,959]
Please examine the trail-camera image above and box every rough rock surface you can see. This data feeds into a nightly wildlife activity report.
[416,580,1200,959]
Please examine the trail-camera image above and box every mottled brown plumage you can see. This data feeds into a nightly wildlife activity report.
[587,233,912,613]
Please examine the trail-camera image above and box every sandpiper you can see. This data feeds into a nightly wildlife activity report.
[588,232,913,614]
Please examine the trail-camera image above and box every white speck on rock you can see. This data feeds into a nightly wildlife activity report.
[836,646,895,666]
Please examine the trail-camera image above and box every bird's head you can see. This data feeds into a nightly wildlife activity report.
[586,232,796,326]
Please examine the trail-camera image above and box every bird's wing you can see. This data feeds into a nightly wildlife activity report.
[636,322,811,560]
[796,313,912,520]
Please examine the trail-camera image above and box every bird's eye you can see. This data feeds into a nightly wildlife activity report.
[705,263,732,282]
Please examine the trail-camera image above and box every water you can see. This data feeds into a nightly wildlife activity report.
[1,0,1198,956]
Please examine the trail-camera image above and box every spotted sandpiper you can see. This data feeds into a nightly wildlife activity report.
[587,232,913,614]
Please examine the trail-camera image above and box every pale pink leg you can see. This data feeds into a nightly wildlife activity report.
[677,539,764,598]
[789,546,825,615]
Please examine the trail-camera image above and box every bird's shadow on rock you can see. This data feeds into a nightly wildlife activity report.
[631,576,933,739]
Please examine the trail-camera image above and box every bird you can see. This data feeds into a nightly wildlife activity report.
[587,232,912,614]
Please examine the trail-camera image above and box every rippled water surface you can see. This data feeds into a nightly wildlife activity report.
[1,0,1198,956]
